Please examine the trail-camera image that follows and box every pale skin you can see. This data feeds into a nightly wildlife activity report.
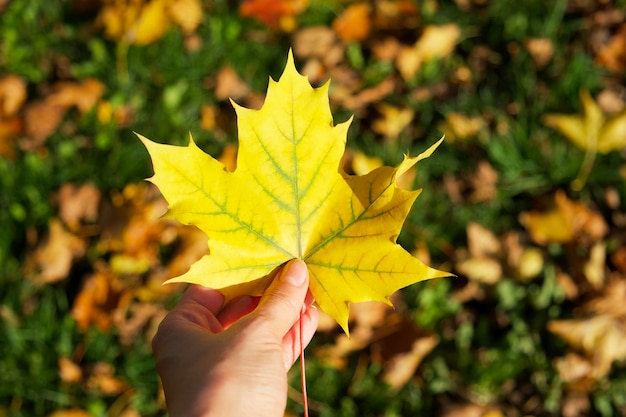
[152,259,319,417]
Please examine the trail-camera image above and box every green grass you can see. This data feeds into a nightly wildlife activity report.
[1,0,625,415]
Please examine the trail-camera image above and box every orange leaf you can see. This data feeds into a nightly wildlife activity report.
[332,3,372,42]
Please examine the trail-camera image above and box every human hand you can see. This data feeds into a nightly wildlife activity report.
[152,259,319,417]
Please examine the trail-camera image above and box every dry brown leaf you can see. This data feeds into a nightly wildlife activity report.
[98,183,167,263]
[562,391,591,417]
[371,38,401,62]
[556,270,579,300]
[525,38,554,69]
[332,3,372,42]
[114,302,166,346]
[612,247,626,274]
[469,160,498,203]
[595,24,626,73]
[71,264,126,332]
[548,315,626,379]
[331,76,395,110]
[467,222,500,258]
[214,66,250,101]
[86,362,128,395]
[0,117,22,159]
[56,183,101,232]
[58,357,83,383]
[373,0,418,31]
[293,26,338,59]
[48,79,105,114]
[584,275,626,320]
[381,334,438,390]
[554,352,594,385]
[455,223,504,284]
[24,219,86,285]
[22,100,66,148]
[519,190,608,245]
[456,257,502,284]
[0,75,27,117]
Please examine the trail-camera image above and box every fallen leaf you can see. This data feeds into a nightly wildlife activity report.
[396,24,461,79]
[24,219,86,284]
[0,117,22,158]
[350,151,383,176]
[437,112,484,142]
[48,79,105,114]
[467,222,500,258]
[58,357,83,383]
[543,89,626,154]
[525,38,554,69]
[239,0,308,31]
[71,263,126,332]
[456,257,502,284]
[381,333,438,390]
[214,66,250,101]
[293,26,339,59]
[519,190,608,245]
[56,183,101,232]
[86,362,128,395]
[548,315,626,379]
[98,0,203,45]
[331,76,396,111]
[583,275,626,320]
[583,242,606,289]
[595,24,626,73]
[114,302,166,346]
[140,52,449,332]
[22,100,66,148]
[167,0,203,34]
[332,3,372,42]
[414,24,461,63]
[469,160,498,203]
[371,103,414,141]
[0,75,27,117]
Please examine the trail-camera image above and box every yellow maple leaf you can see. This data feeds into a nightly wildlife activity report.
[543,90,626,189]
[543,90,626,154]
[139,52,449,333]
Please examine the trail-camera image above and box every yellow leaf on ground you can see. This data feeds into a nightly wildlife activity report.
[519,190,608,245]
[543,89,626,154]
[140,52,449,332]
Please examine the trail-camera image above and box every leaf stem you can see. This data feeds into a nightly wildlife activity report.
[300,308,309,417]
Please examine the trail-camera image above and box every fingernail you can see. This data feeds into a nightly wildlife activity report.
[281,259,308,286]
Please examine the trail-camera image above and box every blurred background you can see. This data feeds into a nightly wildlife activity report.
[1,0,626,416]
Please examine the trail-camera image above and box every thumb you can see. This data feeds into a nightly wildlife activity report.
[253,259,309,337]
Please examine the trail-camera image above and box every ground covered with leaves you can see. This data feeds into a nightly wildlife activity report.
[1,0,626,416]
